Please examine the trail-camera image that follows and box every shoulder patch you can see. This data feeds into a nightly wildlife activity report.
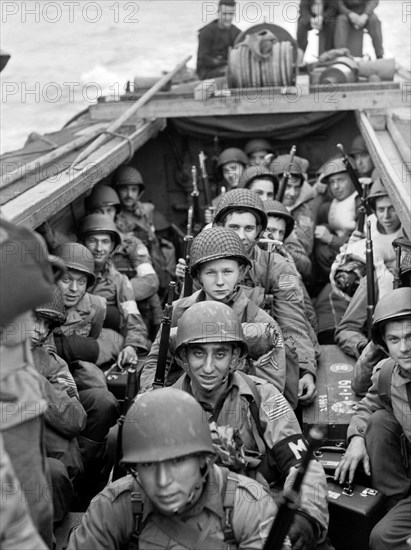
[262,393,291,422]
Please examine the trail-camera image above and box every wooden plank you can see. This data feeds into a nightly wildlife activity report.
[91,87,407,119]
[356,110,411,236]
[2,119,165,229]
[387,115,411,167]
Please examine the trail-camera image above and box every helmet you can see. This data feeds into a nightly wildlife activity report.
[244,138,273,156]
[319,157,348,183]
[263,200,295,240]
[175,301,248,358]
[85,185,120,213]
[367,178,388,210]
[371,288,411,349]
[238,165,279,193]
[350,135,368,156]
[79,214,122,249]
[113,165,145,190]
[217,147,248,167]
[190,227,251,278]
[54,242,96,286]
[213,188,268,231]
[271,154,305,181]
[121,388,214,464]
[35,285,67,327]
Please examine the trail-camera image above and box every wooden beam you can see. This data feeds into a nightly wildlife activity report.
[356,110,411,236]
[2,119,165,228]
[91,86,408,119]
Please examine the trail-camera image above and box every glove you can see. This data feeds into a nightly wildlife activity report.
[287,512,318,550]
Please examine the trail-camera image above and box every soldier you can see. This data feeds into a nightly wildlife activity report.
[334,179,403,359]
[196,0,240,80]
[334,288,411,549]
[350,135,375,180]
[67,387,278,550]
[216,147,248,192]
[171,302,329,548]
[314,157,360,277]
[113,164,176,298]
[244,138,274,165]
[212,188,318,407]
[297,0,338,55]
[80,213,149,366]
[31,286,87,522]
[238,164,279,202]
[140,226,288,396]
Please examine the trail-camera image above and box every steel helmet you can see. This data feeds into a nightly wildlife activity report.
[85,185,120,213]
[271,154,305,181]
[54,242,96,286]
[238,165,279,194]
[113,165,145,190]
[263,200,295,240]
[319,157,348,184]
[367,178,388,210]
[175,301,248,358]
[213,188,268,232]
[244,138,273,156]
[371,288,411,349]
[217,147,248,167]
[350,135,368,156]
[35,285,67,327]
[121,388,214,464]
[79,214,122,249]
[190,227,251,278]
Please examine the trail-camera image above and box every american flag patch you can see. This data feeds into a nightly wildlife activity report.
[262,394,290,422]
[278,274,300,290]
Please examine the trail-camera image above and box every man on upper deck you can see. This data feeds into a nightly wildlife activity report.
[196,0,240,80]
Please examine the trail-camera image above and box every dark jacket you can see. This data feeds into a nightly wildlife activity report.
[197,19,241,80]
[337,0,379,16]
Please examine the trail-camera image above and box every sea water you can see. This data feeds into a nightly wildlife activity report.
[1,0,410,155]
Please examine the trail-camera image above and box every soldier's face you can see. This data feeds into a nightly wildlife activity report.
[328,172,355,201]
[197,259,241,301]
[83,233,114,266]
[249,150,269,165]
[224,212,260,244]
[118,185,140,211]
[383,319,411,372]
[222,162,244,189]
[283,177,303,207]
[137,455,204,515]
[354,152,374,177]
[265,216,287,243]
[92,205,117,220]
[218,4,236,28]
[248,178,275,202]
[185,342,240,393]
[57,269,88,308]
[375,196,401,234]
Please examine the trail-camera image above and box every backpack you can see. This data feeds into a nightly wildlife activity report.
[127,467,239,550]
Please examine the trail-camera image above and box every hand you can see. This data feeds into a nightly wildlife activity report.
[117,346,138,368]
[348,11,361,27]
[298,373,317,405]
[347,230,365,245]
[287,512,317,550]
[314,225,333,244]
[334,436,371,484]
[356,13,369,28]
[175,258,186,279]
[204,208,214,225]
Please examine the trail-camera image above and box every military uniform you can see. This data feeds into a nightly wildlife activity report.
[140,286,287,393]
[196,19,241,80]
[68,464,276,550]
[174,371,329,538]
[284,181,316,256]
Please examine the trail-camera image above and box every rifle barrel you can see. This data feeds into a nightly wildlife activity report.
[153,281,176,389]
[366,221,376,339]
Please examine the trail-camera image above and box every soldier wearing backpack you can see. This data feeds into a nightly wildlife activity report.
[67,387,277,550]
[335,287,411,550]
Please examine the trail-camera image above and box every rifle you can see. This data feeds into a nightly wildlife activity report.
[276,145,297,202]
[366,221,376,340]
[392,244,402,289]
[263,426,324,550]
[356,180,371,234]
[191,165,202,234]
[153,281,176,389]
[112,366,138,481]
